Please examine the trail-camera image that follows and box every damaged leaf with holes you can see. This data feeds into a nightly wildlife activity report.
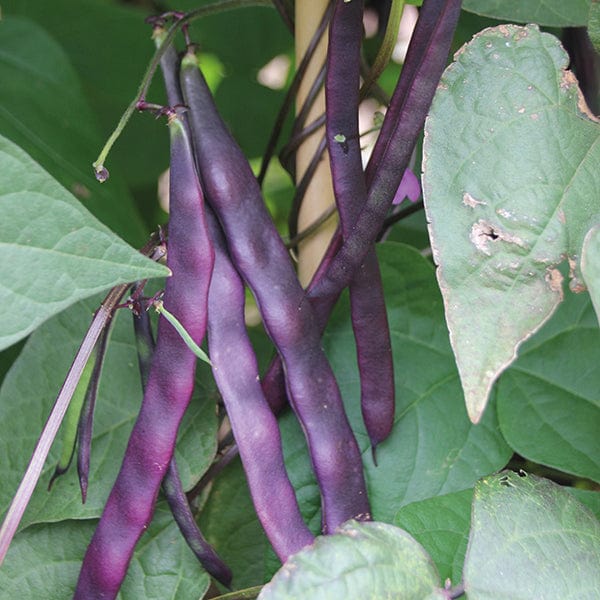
[423,24,600,423]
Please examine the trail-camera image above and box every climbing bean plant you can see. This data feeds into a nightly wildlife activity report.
[0,0,599,598]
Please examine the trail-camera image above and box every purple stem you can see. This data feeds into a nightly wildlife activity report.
[326,0,394,454]
[180,49,370,532]
[73,114,214,599]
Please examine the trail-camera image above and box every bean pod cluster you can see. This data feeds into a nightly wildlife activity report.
[71,0,461,596]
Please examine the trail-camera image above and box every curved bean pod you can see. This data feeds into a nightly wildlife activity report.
[326,0,394,453]
[132,304,233,587]
[180,50,370,532]
[73,113,214,599]
[205,208,314,560]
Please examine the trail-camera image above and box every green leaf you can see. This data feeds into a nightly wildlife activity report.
[0,134,168,350]
[0,15,147,241]
[0,296,216,528]
[394,489,473,585]
[462,0,591,27]
[567,488,600,520]
[463,471,600,599]
[497,289,600,483]
[589,1,600,55]
[258,521,446,600]
[582,223,600,326]
[199,459,270,591]
[423,24,600,423]
[0,503,210,599]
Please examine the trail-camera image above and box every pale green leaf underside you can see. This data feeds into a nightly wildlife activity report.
[464,471,600,599]
[0,134,169,351]
[423,25,600,422]
[462,0,590,27]
[259,521,445,600]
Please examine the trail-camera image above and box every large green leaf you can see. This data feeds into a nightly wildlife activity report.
[0,15,146,242]
[497,289,600,483]
[463,471,600,599]
[0,296,216,529]
[423,24,600,423]
[0,503,210,599]
[0,134,168,350]
[258,521,446,600]
[394,489,473,585]
[462,0,591,26]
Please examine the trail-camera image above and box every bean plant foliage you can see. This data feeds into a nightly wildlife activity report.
[0,0,599,599]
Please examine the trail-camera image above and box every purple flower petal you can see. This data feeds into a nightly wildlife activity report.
[392,168,421,205]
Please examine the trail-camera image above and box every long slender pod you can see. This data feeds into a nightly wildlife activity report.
[326,0,394,454]
[76,323,114,503]
[180,49,370,532]
[205,208,314,560]
[132,306,233,587]
[310,0,462,301]
[258,0,461,423]
[74,114,214,599]
[47,342,99,491]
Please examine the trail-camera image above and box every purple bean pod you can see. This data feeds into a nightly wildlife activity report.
[153,31,312,559]
[260,0,461,415]
[326,0,394,454]
[205,207,314,559]
[180,50,370,532]
[73,114,214,599]
[310,0,463,301]
[132,301,233,588]
[162,458,233,586]
[76,323,113,503]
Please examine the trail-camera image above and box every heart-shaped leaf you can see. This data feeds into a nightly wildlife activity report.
[423,24,600,423]
[0,134,169,351]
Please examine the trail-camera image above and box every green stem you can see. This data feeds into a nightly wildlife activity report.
[154,301,212,365]
[360,0,405,99]
[93,0,273,180]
